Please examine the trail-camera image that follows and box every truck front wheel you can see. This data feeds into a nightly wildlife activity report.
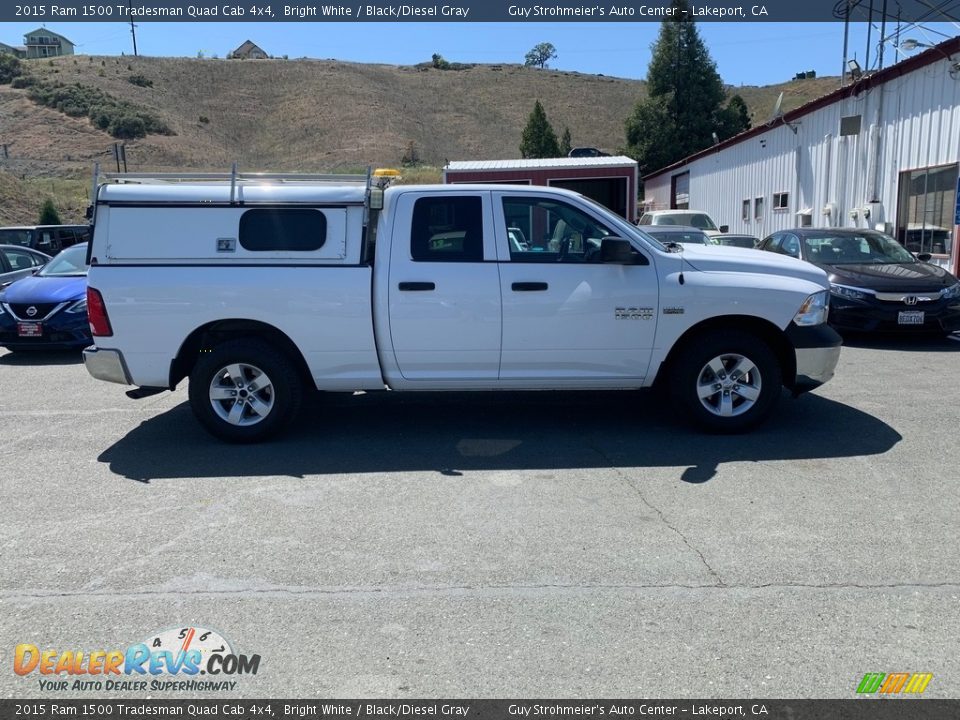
[671,330,782,433]
[188,338,302,443]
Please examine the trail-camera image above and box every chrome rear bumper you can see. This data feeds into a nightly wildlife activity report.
[83,347,132,385]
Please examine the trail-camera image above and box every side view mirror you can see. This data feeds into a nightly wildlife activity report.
[719,225,729,233]
[601,237,637,264]
[916,252,932,262]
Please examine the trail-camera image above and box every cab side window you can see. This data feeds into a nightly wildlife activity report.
[411,196,484,262]
[502,197,614,263]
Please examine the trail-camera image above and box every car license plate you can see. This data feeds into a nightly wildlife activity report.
[898,311,925,325]
[17,322,43,337]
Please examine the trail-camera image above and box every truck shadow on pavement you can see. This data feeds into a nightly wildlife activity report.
[98,390,901,485]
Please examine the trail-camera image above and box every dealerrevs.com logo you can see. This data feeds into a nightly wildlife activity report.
[14,626,261,692]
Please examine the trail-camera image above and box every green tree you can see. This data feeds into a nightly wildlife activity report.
[431,53,450,70]
[520,100,561,159]
[624,0,739,174]
[559,127,572,156]
[38,198,61,225]
[524,42,557,69]
[717,94,751,139]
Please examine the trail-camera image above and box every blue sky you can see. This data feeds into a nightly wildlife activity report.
[5,20,958,85]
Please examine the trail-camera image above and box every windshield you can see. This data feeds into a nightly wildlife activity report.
[0,229,34,247]
[39,244,89,277]
[803,232,916,265]
[657,213,718,231]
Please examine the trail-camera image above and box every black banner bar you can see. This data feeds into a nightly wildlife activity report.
[3,0,960,22]
[2,700,960,720]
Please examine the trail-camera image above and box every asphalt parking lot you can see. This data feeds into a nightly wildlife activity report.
[2,335,960,699]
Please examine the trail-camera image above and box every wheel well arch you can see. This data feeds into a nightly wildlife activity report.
[656,315,796,389]
[170,319,314,390]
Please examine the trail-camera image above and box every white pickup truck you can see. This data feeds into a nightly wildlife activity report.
[82,170,841,442]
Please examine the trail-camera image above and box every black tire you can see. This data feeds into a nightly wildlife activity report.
[188,338,302,443]
[670,330,782,433]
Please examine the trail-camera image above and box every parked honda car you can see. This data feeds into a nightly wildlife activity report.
[757,229,960,335]
[0,243,90,351]
[640,225,713,246]
[0,245,50,289]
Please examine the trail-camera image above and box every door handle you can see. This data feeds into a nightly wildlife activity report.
[511,282,548,292]
[398,281,435,291]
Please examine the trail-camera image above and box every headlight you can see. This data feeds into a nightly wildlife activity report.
[830,283,871,301]
[794,290,830,326]
[66,298,87,314]
[943,283,960,300]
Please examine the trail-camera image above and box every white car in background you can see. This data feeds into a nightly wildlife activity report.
[638,210,728,240]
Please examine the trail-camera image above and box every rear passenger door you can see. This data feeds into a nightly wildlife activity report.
[386,191,502,381]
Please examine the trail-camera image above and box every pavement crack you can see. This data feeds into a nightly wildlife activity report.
[586,440,726,587]
[3,581,960,602]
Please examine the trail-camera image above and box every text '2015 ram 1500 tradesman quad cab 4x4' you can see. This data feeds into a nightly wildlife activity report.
[82,169,841,442]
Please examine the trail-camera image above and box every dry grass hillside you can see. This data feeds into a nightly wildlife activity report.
[0,55,839,222]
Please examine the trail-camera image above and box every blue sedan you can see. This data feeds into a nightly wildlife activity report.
[0,243,91,351]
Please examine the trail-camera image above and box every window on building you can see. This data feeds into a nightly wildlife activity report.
[754,196,764,220]
[411,196,484,262]
[896,163,958,257]
[839,115,862,136]
[742,199,750,221]
[238,209,327,251]
[773,192,789,211]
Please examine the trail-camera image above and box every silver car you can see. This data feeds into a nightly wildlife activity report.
[0,245,50,289]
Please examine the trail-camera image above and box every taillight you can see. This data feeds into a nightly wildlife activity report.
[86,287,113,337]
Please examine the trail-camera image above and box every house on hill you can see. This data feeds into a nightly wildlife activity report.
[22,28,75,58]
[229,40,269,60]
[0,41,26,59]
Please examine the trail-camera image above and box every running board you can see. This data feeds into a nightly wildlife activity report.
[125,386,166,400]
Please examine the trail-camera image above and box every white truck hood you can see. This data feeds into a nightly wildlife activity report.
[678,245,829,288]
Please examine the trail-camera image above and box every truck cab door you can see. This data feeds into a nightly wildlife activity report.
[494,192,658,384]
[386,191,502,382]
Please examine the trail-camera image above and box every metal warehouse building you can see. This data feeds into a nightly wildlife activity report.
[644,36,960,276]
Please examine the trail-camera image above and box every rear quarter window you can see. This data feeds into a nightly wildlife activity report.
[239,209,327,251]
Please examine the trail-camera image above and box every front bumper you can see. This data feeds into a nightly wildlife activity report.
[829,295,960,333]
[0,310,91,349]
[83,347,132,385]
[785,323,842,393]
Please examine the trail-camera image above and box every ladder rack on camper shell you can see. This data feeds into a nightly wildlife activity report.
[89,162,377,224]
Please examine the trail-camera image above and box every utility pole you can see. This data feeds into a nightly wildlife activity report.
[878,0,888,69]
[865,0,874,71]
[129,1,138,56]
[841,0,851,86]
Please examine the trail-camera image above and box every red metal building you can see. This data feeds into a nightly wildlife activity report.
[443,156,640,222]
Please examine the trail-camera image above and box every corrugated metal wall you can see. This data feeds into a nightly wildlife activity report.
[644,53,960,269]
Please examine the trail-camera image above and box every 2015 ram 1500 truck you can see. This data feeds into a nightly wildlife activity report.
[82,170,841,442]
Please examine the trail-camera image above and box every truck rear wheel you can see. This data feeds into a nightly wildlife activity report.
[671,330,781,433]
[188,338,302,443]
